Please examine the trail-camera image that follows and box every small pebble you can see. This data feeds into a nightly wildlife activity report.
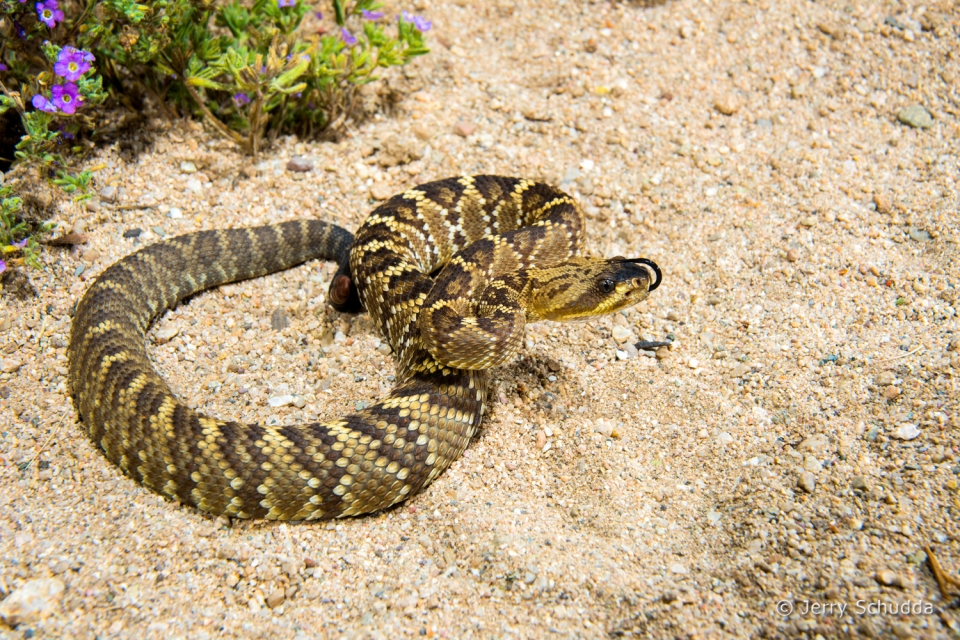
[371,184,395,201]
[99,185,118,203]
[611,325,632,343]
[268,395,295,407]
[892,423,921,441]
[265,589,286,608]
[154,327,179,344]
[897,104,933,129]
[882,385,901,400]
[123,228,142,239]
[180,161,197,173]
[1,358,23,373]
[873,194,893,214]
[271,309,290,331]
[287,156,314,172]
[798,471,817,494]
[81,248,100,263]
[0,578,65,627]
[785,249,800,262]
[168,207,183,219]
[714,95,739,115]
[851,476,870,491]
[453,121,476,137]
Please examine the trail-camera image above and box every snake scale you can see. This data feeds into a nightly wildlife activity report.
[68,175,662,520]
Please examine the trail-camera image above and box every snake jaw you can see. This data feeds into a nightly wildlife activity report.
[621,257,662,293]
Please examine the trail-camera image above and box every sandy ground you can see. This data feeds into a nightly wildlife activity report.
[2,0,960,637]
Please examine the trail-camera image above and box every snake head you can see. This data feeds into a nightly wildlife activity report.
[530,256,661,321]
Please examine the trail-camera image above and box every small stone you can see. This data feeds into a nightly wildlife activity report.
[377,342,392,355]
[81,248,100,263]
[799,215,817,227]
[611,326,632,343]
[287,156,314,172]
[670,563,688,575]
[798,434,830,452]
[453,121,476,137]
[72,219,88,235]
[185,178,203,194]
[851,476,870,491]
[168,207,183,219]
[123,228,142,239]
[268,394,295,407]
[412,123,433,141]
[662,590,678,603]
[892,424,920,441]
[1,358,22,373]
[242,165,258,179]
[798,471,817,494]
[154,326,179,344]
[718,432,734,446]
[875,570,908,588]
[370,184,395,201]
[293,396,306,409]
[875,371,896,386]
[99,185,118,203]
[266,589,286,608]
[714,95,739,115]
[271,309,290,331]
[897,104,933,129]
[74,264,85,277]
[873,194,892,214]
[655,346,670,360]
[908,227,931,242]
[785,249,800,262]
[802,455,822,474]
[180,161,197,173]
[0,578,65,627]
[883,385,901,400]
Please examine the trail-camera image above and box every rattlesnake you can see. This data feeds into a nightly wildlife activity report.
[68,175,661,520]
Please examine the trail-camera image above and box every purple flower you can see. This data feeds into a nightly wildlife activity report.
[340,27,357,45]
[233,92,250,105]
[0,260,6,275]
[276,0,295,7]
[401,10,431,32]
[13,238,29,248]
[51,82,82,114]
[314,10,322,19]
[36,0,64,28]
[55,46,92,81]
[0,64,7,72]
[31,94,58,113]
[361,9,383,20]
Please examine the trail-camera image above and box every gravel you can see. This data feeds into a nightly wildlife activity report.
[1,0,959,637]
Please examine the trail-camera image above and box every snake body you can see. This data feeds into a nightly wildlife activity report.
[68,176,660,520]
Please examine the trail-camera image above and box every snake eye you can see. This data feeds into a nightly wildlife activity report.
[600,279,615,294]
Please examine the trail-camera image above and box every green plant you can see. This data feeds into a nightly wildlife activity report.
[2,0,430,160]
[0,185,51,273]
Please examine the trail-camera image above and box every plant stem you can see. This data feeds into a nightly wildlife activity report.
[184,82,248,151]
